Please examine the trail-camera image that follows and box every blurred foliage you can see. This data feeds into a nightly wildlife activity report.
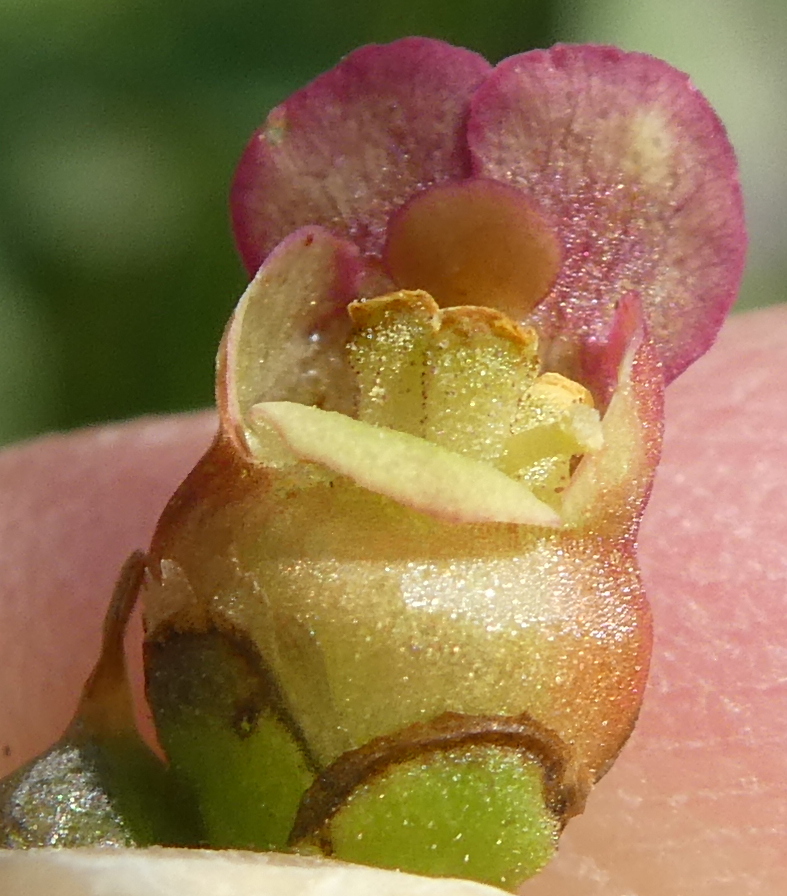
[0,0,556,444]
[0,0,783,444]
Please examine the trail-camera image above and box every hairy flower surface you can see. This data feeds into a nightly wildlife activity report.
[138,39,744,890]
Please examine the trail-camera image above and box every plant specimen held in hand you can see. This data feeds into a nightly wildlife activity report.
[1,39,745,893]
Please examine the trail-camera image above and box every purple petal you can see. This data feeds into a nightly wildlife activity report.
[231,38,491,274]
[469,45,746,383]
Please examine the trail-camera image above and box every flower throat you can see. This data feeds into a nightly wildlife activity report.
[347,290,603,511]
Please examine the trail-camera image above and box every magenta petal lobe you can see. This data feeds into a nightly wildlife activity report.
[232,38,492,274]
[469,44,746,383]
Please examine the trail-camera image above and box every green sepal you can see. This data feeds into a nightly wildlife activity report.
[145,627,316,851]
[313,745,559,891]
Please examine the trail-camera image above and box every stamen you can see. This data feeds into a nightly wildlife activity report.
[348,291,437,436]
[346,291,602,509]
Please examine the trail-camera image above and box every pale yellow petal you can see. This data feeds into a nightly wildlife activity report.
[251,401,561,527]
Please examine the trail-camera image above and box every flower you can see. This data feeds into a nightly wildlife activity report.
[139,39,745,890]
[231,39,745,386]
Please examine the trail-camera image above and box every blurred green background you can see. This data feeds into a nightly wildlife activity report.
[1,0,784,445]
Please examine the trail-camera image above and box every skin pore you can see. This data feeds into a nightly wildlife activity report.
[0,308,785,895]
